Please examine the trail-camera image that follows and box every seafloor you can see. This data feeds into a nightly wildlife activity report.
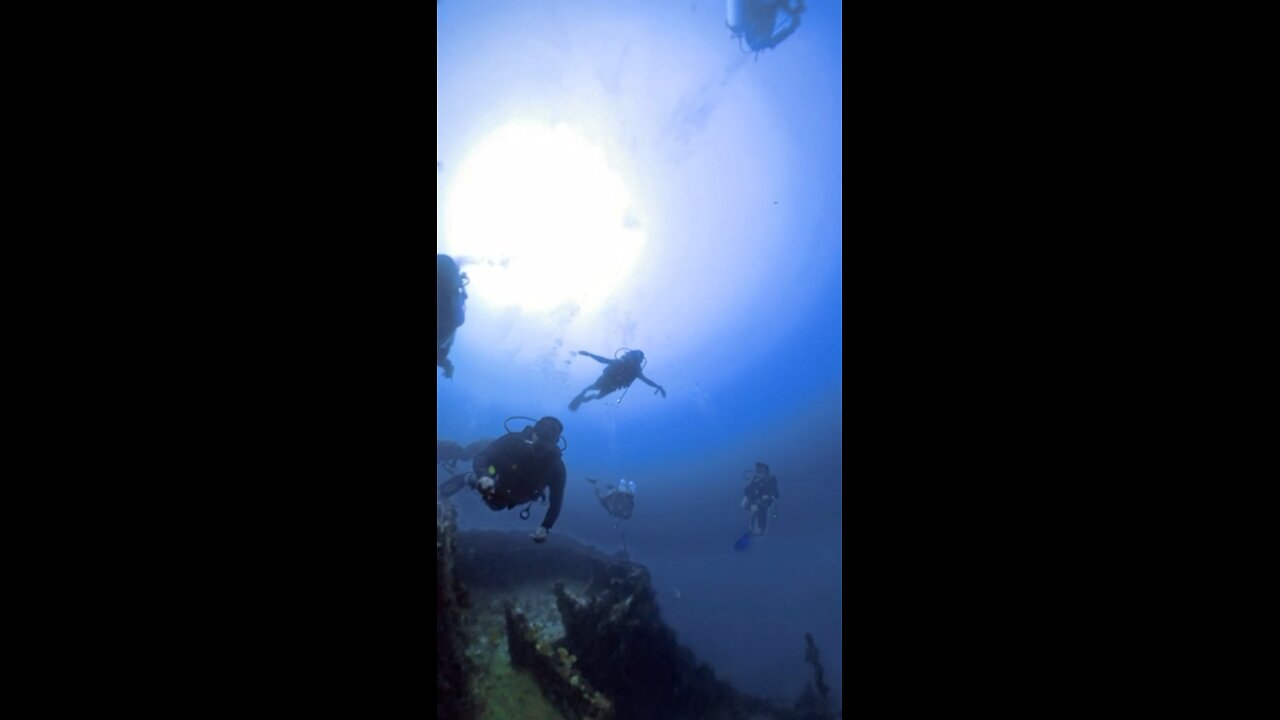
[437,500,838,720]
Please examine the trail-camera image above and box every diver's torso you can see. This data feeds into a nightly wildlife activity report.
[478,432,561,507]
[745,476,777,500]
[603,359,639,385]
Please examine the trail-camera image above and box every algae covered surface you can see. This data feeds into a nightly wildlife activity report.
[463,582,589,720]
[470,637,563,720]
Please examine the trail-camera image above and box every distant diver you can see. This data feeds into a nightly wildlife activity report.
[726,0,806,57]
[588,476,636,558]
[569,349,667,411]
[588,477,636,520]
[741,462,780,537]
[437,254,468,379]
[439,416,567,543]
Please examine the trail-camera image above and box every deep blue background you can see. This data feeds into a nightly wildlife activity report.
[438,0,841,706]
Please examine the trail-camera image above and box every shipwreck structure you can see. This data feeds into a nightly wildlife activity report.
[436,499,838,720]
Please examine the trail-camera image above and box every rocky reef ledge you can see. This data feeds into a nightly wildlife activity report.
[437,501,839,720]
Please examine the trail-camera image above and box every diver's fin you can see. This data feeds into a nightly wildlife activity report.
[440,473,469,498]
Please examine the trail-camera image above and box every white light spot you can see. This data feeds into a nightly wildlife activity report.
[443,121,644,314]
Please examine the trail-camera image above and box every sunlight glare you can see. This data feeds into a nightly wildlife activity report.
[443,121,644,314]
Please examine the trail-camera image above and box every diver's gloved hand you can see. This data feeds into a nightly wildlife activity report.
[655,386,666,398]
[530,526,549,543]
[441,359,454,379]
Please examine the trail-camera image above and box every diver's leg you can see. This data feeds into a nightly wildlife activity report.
[595,383,622,401]
[572,381,614,409]
[440,472,473,498]
[571,382,602,410]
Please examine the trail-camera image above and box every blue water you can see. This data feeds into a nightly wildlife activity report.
[438,0,842,708]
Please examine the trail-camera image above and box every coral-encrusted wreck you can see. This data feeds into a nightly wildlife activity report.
[437,500,838,720]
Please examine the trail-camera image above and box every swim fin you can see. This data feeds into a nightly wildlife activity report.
[440,473,470,498]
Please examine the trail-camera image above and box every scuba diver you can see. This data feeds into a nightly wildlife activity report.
[587,477,635,559]
[439,416,567,543]
[741,462,780,537]
[588,477,636,520]
[569,349,667,411]
[437,254,468,379]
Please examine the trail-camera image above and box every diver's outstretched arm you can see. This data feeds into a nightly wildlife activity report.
[637,372,667,397]
[578,351,612,364]
[540,462,567,531]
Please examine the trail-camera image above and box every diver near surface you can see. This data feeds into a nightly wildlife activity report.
[742,462,780,537]
[439,416,567,543]
[437,254,468,379]
[569,349,666,411]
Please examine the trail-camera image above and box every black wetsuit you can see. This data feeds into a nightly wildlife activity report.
[744,474,780,534]
[570,351,665,410]
[600,357,641,391]
[472,429,567,530]
[437,254,466,377]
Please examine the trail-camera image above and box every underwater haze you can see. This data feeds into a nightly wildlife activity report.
[438,0,842,709]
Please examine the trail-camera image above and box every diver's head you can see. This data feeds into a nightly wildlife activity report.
[531,416,563,451]
[756,462,769,474]
[625,350,644,364]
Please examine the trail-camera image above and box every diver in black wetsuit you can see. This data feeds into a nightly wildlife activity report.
[742,462,780,536]
[439,417,567,543]
[588,477,636,520]
[437,254,468,379]
[569,349,666,410]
